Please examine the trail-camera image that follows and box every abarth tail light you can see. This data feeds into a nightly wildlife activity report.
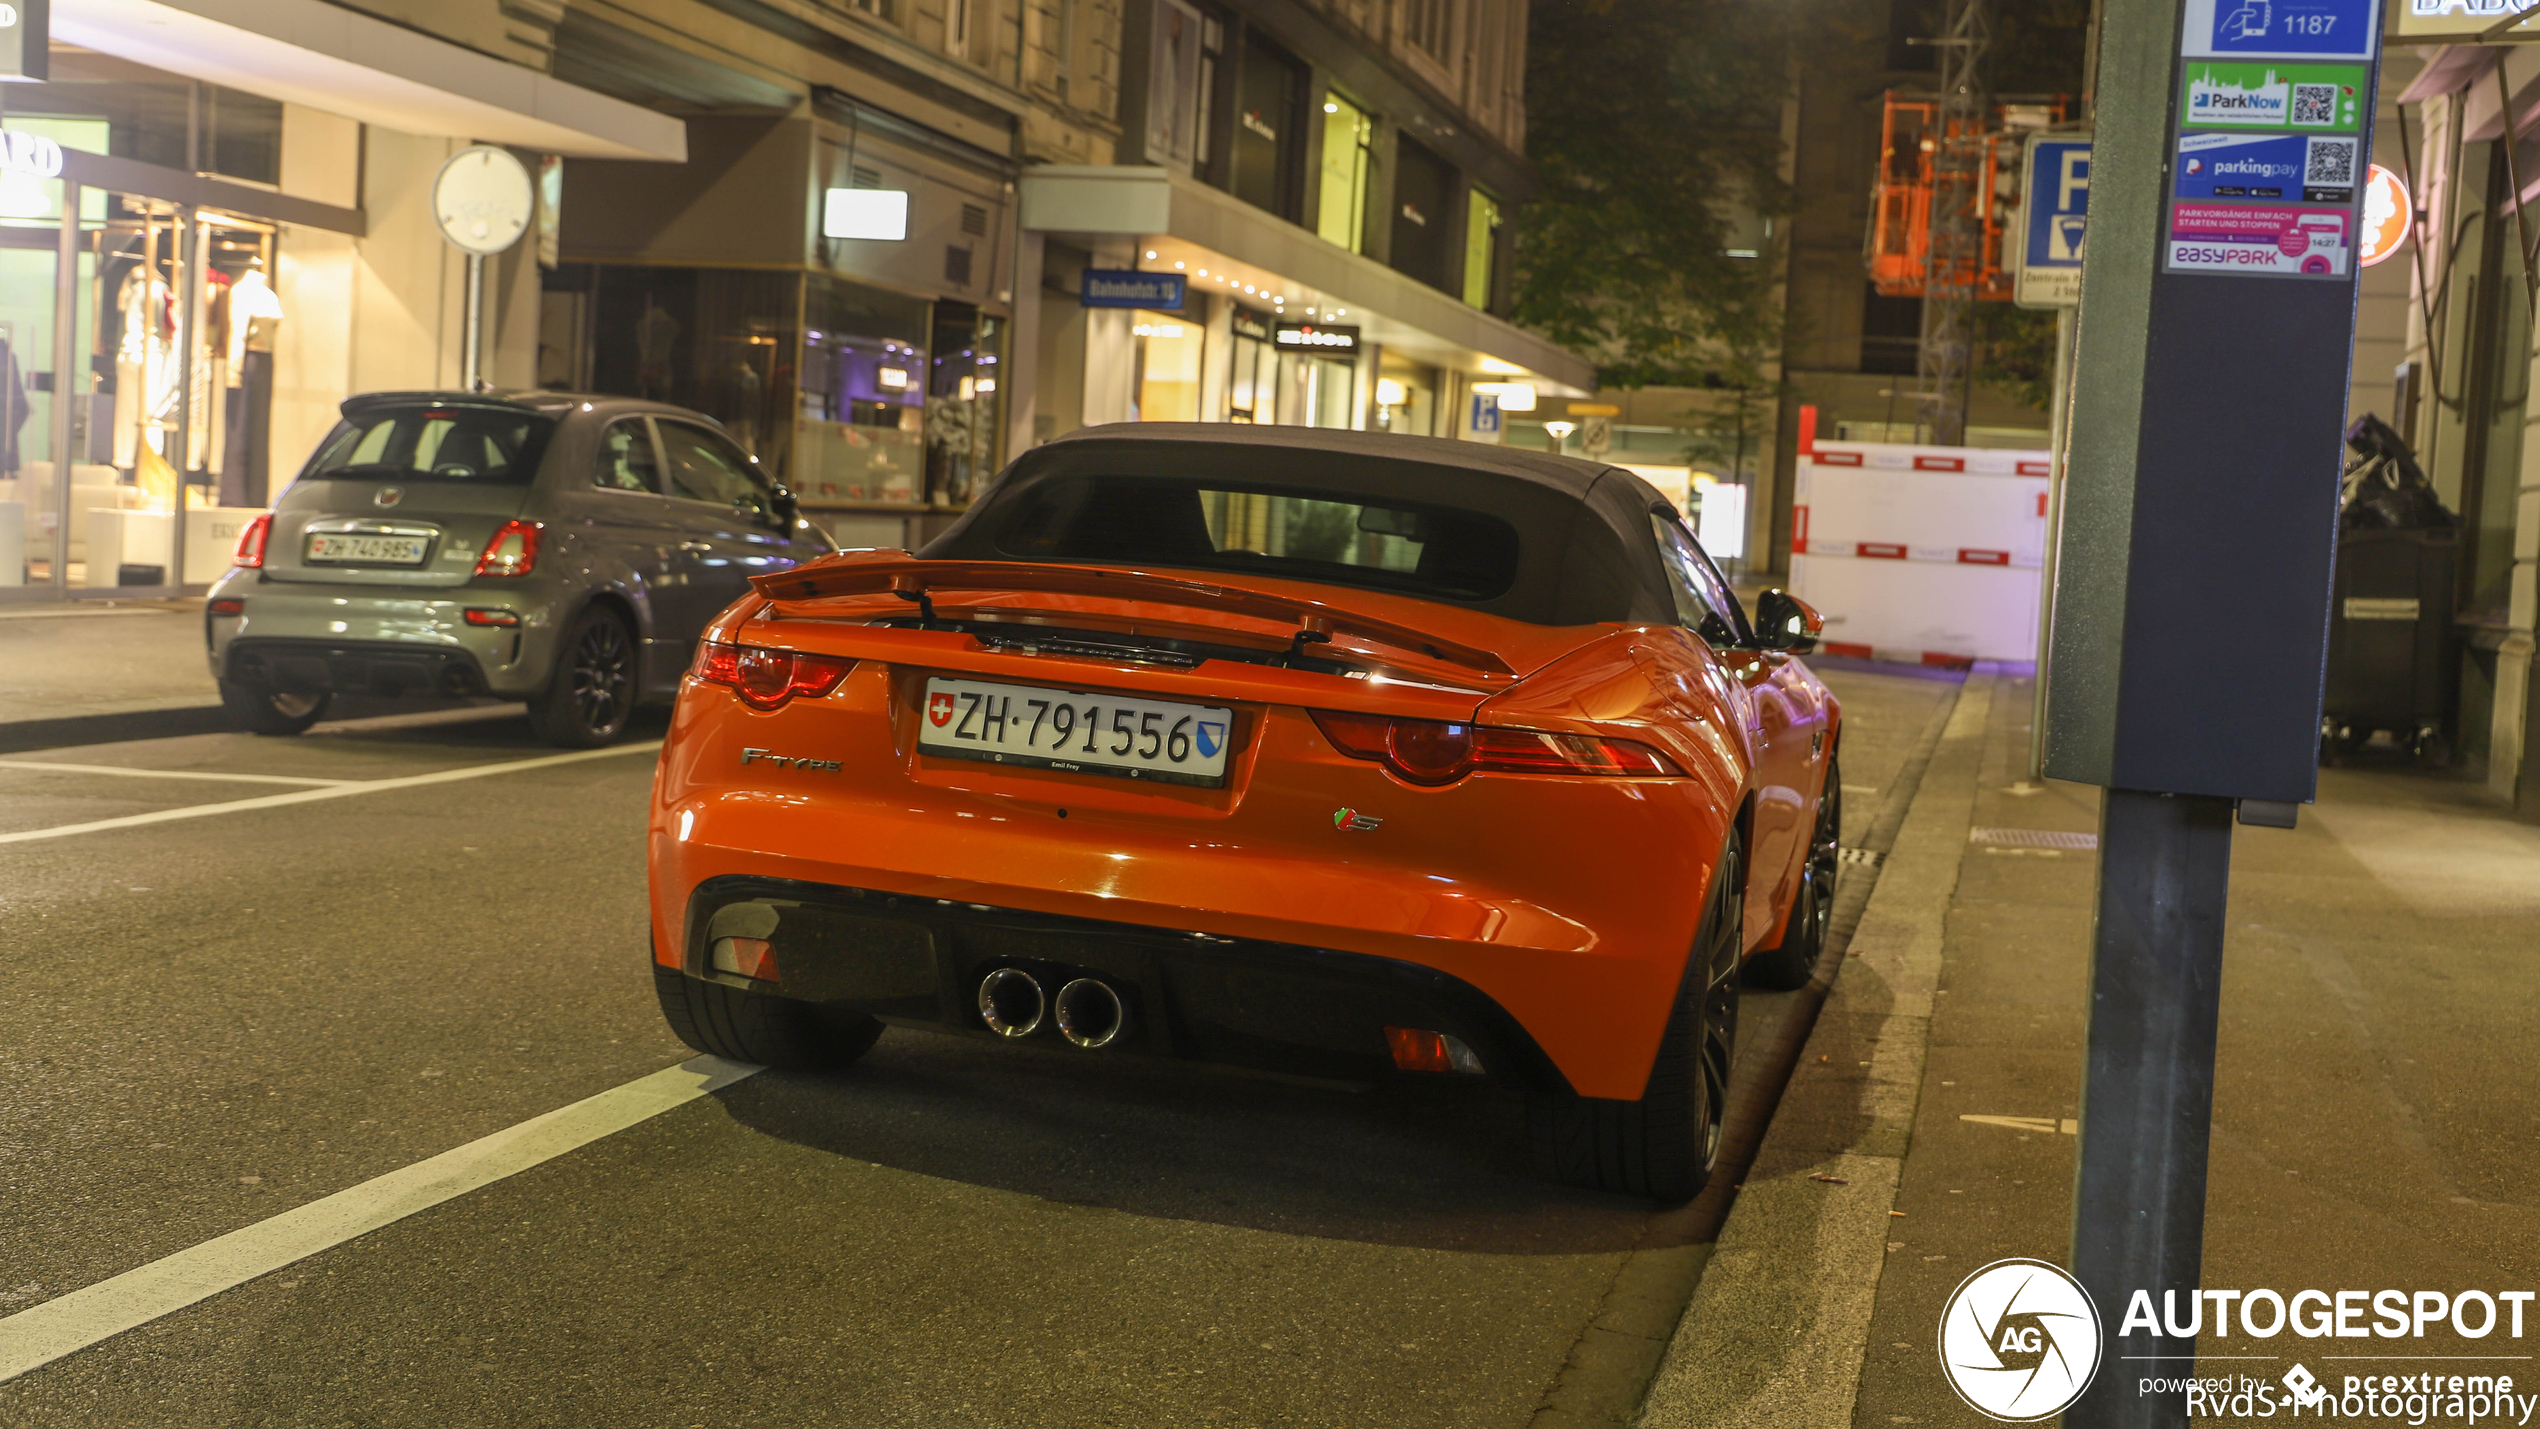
[1311,710,1683,784]
[473,520,542,578]
[695,640,853,711]
[232,513,272,569]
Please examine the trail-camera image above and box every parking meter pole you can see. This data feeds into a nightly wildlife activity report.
[2044,0,2376,1411]
[2065,790,2234,1429]
[462,253,485,393]
[2028,306,2076,782]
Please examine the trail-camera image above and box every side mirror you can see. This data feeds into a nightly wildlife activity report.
[770,484,800,529]
[1753,588,1824,653]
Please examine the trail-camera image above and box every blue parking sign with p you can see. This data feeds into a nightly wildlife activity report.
[2018,137,2091,309]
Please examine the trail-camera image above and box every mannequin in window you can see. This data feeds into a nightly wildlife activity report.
[222,257,284,507]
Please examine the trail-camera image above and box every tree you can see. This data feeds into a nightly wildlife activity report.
[1512,0,1794,390]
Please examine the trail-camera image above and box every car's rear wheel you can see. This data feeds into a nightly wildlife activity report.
[219,680,331,737]
[1746,756,1840,991]
[1531,833,1743,1202]
[529,604,637,748]
[653,965,885,1072]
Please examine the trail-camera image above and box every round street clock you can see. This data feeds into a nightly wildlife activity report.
[432,145,535,256]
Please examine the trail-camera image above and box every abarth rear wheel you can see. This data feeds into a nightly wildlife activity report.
[653,965,884,1072]
[529,604,637,748]
[1530,832,1743,1202]
[219,680,331,737]
[1746,756,1840,991]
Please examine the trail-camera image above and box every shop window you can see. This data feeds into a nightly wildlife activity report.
[1462,187,1501,309]
[1226,308,1278,423]
[1390,136,1454,292]
[1375,359,1438,436]
[1132,309,1204,422]
[794,272,930,505]
[1231,35,1305,220]
[14,51,280,184]
[1317,93,1373,253]
[926,303,1003,505]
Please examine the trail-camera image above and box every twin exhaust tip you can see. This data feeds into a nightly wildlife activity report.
[976,968,1127,1049]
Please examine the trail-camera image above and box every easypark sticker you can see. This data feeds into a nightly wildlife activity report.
[2168,202,2351,276]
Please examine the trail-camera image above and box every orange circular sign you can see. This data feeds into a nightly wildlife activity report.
[2360,164,2411,268]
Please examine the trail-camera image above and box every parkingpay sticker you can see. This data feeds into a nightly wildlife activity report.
[2177,132,2360,203]
[2182,60,2366,130]
[2169,202,2352,276]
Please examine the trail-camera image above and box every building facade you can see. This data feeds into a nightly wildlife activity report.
[0,0,1587,593]
[2379,45,2540,817]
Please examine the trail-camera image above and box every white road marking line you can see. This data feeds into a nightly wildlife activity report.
[0,742,661,846]
[0,1055,760,1384]
[0,760,356,788]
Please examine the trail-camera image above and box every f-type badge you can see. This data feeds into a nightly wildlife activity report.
[1333,807,1383,832]
[741,747,842,773]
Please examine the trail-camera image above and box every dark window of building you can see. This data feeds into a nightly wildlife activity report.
[204,86,282,185]
[11,50,280,183]
[1230,33,1305,220]
[1861,283,1922,374]
[1391,136,1455,292]
[1404,0,1456,60]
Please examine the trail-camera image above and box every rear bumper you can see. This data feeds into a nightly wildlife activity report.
[670,875,1571,1092]
[649,664,1747,1100]
[203,571,561,699]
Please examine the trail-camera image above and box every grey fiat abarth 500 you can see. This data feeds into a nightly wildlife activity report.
[206,391,834,747]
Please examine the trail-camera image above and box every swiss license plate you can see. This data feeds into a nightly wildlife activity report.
[917,677,1234,787]
[306,532,429,565]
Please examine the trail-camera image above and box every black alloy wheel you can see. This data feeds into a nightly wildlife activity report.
[1531,833,1744,1202]
[529,605,637,748]
[1745,756,1841,991]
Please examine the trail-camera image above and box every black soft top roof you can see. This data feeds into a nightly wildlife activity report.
[920,423,1679,626]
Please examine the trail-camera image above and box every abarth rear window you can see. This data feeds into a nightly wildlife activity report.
[305,406,557,484]
[991,475,1521,602]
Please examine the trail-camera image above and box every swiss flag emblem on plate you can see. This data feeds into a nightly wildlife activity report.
[927,693,956,727]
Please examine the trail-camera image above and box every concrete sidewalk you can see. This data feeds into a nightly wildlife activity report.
[0,602,233,750]
[1639,668,2540,1426]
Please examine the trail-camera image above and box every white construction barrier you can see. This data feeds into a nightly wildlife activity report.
[1790,431,2051,666]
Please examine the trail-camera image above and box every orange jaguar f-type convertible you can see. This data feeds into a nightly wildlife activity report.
[647,424,1840,1199]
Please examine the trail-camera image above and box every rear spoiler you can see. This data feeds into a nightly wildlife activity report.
[750,556,1516,678]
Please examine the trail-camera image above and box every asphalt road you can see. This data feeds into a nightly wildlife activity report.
[0,664,1953,1428]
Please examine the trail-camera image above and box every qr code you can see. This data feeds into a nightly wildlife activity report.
[2291,83,2338,126]
[2306,137,2357,186]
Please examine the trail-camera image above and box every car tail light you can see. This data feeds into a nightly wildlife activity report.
[232,513,271,569]
[710,936,778,980]
[473,520,542,578]
[1384,1026,1486,1074]
[695,640,853,711]
[463,608,519,627]
[1310,711,1683,784]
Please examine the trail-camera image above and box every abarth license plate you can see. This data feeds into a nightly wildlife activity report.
[917,677,1233,787]
[306,532,429,565]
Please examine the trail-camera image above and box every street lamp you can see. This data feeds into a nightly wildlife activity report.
[1542,419,1576,453]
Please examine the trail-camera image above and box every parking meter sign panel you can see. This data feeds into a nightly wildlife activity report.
[2016,138,2091,310]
